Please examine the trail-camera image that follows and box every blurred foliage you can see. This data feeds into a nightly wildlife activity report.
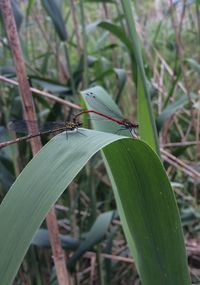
[0,0,200,284]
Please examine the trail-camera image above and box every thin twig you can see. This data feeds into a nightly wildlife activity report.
[154,49,187,94]
[163,141,200,148]
[85,251,134,264]
[32,11,69,81]
[168,0,195,137]
[0,75,81,110]
[161,149,200,181]
[70,0,82,53]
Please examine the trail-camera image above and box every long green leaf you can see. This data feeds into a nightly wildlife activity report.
[86,20,133,52]
[157,92,197,131]
[41,0,67,41]
[11,0,23,31]
[81,87,191,285]
[0,126,190,284]
[68,211,114,270]
[121,1,159,154]
[32,228,80,250]
[187,58,200,74]
[0,83,191,284]
[86,14,159,153]
[85,20,138,83]
[103,140,190,285]
[0,129,124,284]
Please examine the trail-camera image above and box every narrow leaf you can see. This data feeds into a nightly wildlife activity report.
[41,0,67,41]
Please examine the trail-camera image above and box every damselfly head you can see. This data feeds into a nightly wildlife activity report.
[123,120,139,129]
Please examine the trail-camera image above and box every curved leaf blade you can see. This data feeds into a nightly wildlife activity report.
[80,88,191,285]
[121,1,159,153]
[0,129,125,284]
[157,92,197,131]
[0,126,190,284]
[103,140,190,285]
[68,211,114,271]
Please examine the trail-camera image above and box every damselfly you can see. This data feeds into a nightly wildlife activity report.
[73,92,138,136]
[0,120,82,149]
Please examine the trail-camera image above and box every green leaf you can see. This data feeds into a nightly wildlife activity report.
[85,0,115,2]
[0,83,190,284]
[41,0,67,41]
[86,14,159,153]
[85,20,137,81]
[121,1,159,153]
[80,87,191,285]
[86,20,133,53]
[0,129,125,284]
[187,58,200,74]
[0,161,14,191]
[0,127,190,284]
[114,68,127,102]
[68,211,114,271]
[11,0,23,31]
[103,140,190,285]
[88,57,127,97]
[157,93,197,131]
[32,228,80,250]
[26,0,36,17]
[30,76,70,94]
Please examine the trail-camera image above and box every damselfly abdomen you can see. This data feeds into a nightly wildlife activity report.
[0,120,82,149]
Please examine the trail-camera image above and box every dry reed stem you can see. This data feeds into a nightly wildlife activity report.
[0,75,81,109]
[0,1,71,284]
[85,251,134,264]
[32,10,69,81]
[70,0,82,53]
[161,149,200,181]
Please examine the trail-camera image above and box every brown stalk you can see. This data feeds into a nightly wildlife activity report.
[102,2,109,18]
[154,49,187,93]
[163,141,200,148]
[0,1,70,284]
[161,149,200,181]
[70,0,82,53]
[0,75,81,109]
[196,90,200,159]
[169,0,195,136]
[32,10,69,81]
[153,49,196,148]
[85,251,134,264]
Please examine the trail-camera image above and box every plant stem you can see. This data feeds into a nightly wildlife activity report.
[0,1,71,284]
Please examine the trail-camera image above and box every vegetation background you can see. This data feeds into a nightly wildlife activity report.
[0,0,200,284]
